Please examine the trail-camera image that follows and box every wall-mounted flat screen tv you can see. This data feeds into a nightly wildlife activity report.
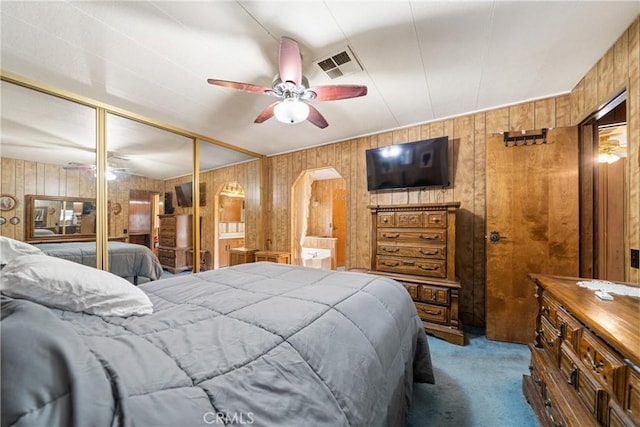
[175,182,206,207]
[365,136,449,191]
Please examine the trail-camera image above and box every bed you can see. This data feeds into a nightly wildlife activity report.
[33,241,163,284]
[1,259,434,427]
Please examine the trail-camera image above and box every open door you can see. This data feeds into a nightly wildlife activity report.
[485,127,579,343]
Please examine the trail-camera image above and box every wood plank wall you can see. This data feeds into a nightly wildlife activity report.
[262,16,640,326]
[163,158,262,270]
[570,16,639,283]
[0,157,164,240]
[307,178,346,237]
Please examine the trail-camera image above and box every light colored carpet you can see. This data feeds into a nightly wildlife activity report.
[407,329,538,427]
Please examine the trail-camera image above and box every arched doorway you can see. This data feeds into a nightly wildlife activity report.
[291,168,346,270]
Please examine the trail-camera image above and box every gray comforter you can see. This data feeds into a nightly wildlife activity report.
[34,241,163,281]
[1,263,433,427]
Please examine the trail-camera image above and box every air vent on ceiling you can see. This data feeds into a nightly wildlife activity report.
[314,46,363,79]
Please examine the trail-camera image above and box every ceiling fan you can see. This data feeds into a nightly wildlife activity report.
[207,37,367,129]
[63,154,130,180]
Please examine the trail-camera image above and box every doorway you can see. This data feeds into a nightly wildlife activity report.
[128,189,160,253]
[291,168,347,270]
[215,182,246,268]
[485,127,579,344]
[579,92,627,281]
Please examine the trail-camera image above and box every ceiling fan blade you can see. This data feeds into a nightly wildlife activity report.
[207,79,271,94]
[279,37,302,86]
[63,162,92,171]
[309,85,368,101]
[306,104,328,129]
[254,102,279,123]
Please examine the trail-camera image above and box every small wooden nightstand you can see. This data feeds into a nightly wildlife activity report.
[255,250,290,264]
[230,248,258,266]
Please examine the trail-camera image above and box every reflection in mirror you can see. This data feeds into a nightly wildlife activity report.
[105,113,195,277]
[25,195,96,242]
[0,80,97,245]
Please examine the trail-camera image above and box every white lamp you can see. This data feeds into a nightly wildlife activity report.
[274,99,309,124]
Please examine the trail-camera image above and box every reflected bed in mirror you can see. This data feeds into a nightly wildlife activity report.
[25,195,97,243]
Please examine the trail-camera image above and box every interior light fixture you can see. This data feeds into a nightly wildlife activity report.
[274,99,309,124]
[598,153,620,164]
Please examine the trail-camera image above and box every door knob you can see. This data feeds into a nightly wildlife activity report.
[488,231,507,243]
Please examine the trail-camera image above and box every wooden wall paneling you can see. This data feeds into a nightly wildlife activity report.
[1,158,16,239]
[13,160,25,239]
[443,119,455,203]
[24,161,37,196]
[584,66,599,118]
[44,164,59,196]
[452,114,476,326]
[628,18,639,283]
[356,137,372,269]
[473,112,487,326]
[547,127,580,276]
[555,95,573,128]
[614,28,629,91]
[534,98,556,129]
[508,102,535,132]
[598,47,616,104]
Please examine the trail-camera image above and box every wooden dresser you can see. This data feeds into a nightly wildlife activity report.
[524,274,640,427]
[157,214,192,274]
[368,202,463,345]
[230,248,258,266]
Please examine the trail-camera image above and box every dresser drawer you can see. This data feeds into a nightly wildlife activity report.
[624,362,640,425]
[377,213,395,227]
[539,316,560,364]
[159,256,177,267]
[542,377,570,427]
[541,293,561,329]
[159,236,176,247]
[402,283,419,300]
[414,302,448,324]
[418,284,449,305]
[376,256,446,278]
[556,309,582,350]
[377,229,446,244]
[160,217,176,228]
[396,212,424,227]
[377,243,446,259]
[579,330,627,402]
[424,211,447,228]
[608,397,636,427]
[560,342,608,423]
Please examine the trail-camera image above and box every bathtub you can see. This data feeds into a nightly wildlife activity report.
[301,247,332,270]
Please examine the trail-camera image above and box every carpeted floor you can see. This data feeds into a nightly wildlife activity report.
[407,329,539,427]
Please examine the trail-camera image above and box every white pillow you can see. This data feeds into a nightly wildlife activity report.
[0,237,44,264]
[0,255,153,317]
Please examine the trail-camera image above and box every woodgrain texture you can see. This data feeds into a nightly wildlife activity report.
[570,16,639,283]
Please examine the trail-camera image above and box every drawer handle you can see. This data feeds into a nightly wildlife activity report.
[418,233,438,240]
[402,261,415,266]
[382,218,389,223]
[382,233,400,239]
[381,247,399,253]
[544,400,563,427]
[381,260,400,267]
[424,309,442,316]
[584,352,605,372]
[419,248,439,256]
[537,329,555,346]
[418,264,438,271]
[568,364,578,387]
[541,305,550,315]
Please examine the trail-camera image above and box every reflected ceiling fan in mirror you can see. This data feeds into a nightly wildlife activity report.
[207,37,367,129]
[63,153,130,180]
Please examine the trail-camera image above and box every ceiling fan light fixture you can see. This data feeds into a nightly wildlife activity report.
[273,99,309,124]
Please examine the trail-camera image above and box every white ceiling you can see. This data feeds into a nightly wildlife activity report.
[1,1,639,177]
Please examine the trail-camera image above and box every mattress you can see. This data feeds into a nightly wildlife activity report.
[1,262,433,427]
